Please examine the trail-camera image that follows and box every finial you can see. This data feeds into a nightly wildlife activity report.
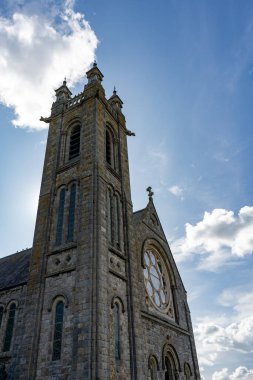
[113,86,117,95]
[93,60,97,67]
[63,77,67,86]
[146,186,154,200]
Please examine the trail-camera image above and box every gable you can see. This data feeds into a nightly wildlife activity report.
[133,199,167,242]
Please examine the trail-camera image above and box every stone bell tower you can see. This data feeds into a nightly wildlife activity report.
[17,62,139,379]
[12,62,200,380]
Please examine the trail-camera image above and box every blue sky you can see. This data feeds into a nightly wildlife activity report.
[0,1,253,379]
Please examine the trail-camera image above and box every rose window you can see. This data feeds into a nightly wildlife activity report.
[143,248,174,316]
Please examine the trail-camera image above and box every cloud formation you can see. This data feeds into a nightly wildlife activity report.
[194,288,253,377]
[212,367,253,380]
[172,206,253,270]
[168,185,183,198]
[0,0,98,129]
[195,316,253,355]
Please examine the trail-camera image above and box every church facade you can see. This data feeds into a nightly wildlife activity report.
[0,63,200,380]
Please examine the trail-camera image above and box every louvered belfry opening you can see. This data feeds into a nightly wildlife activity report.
[69,125,81,160]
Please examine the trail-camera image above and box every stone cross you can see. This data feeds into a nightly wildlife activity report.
[146,186,154,200]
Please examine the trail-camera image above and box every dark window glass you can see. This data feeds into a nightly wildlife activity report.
[0,307,3,329]
[150,359,158,380]
[67,183,76,242]
[52,301,64,361]
[69,125,80,160]
[165,357,174,380]
[3,303,16,352]
[114,303,121,360]
[115,195,121,247]
[106,130,112,165]
[56,189,65,245]
[107,189,113,243]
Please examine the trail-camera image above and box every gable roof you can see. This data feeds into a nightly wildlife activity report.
[0,248,32,291]
[133,200,167,242]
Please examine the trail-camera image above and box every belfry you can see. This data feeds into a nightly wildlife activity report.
[0,63,200,379]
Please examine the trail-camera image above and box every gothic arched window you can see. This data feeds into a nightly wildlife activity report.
[3,303,16,352]
[106,127,119,171]
[107,188,113,243]
[114,194,121,248]
[149,356,158,380]
[0,306,3,329]
[67,183,76,242]
[56,188,65,245]
[106,129,113,165]
[69,125,81,160]
[184,363,191,380]
[113,302,121,361]
[52,301,64,361]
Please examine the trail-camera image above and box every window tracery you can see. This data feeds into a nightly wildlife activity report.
[143,246,174,318]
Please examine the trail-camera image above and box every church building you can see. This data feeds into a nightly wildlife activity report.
[0,63,200,379]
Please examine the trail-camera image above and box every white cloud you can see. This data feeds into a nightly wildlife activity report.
[172,206,253,270]
[168,185,183,198]
[0,0,98,129]
[218,289,253,320]
[194,314,253,372]
[212,367,253,380]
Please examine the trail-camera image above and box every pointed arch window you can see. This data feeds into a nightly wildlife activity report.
[56,188,65,245]
[69,125,80,160]
[184,363,191,380]
[113,303,121,361]
[3,303,16,352]
[106,130,112,165]
[52,301,64,361]
[107,188,113,243]
[114,194,121,248]
[149,356,158,380]
[106,127,118,171]
[67,183,76,242]
[0,306,3,329]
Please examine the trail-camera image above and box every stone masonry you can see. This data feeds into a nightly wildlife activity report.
[0,63,200,380]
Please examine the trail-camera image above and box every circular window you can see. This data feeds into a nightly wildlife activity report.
[143,248,173,314]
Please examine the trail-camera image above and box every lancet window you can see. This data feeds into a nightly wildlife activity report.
[3,303,16,352]
[52,301,64,361]
[107,188,113,243]
[113,302,121,361]
[69,125,81,160]
[184,363,191,380]
[149,356,158,380]
[107,187,122,249]
[56,188,65,245]
[105,126,118,171]
[67,183,76,242]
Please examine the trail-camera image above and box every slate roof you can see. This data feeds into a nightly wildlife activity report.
[132,208,146,224]
[0,248,32,291]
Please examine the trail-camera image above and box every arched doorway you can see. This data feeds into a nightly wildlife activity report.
[165,355,175,380]
[162,344,180,380]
